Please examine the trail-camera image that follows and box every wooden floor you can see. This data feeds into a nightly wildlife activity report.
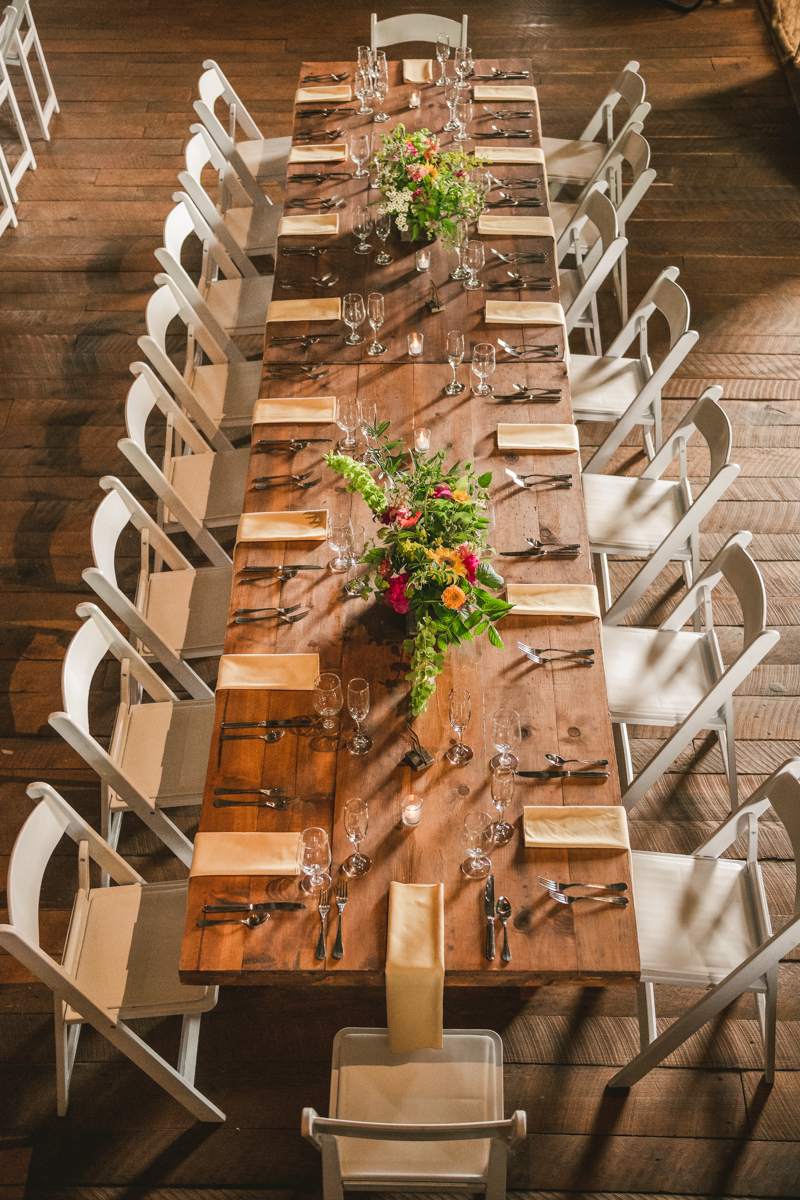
[2,0,800,1194]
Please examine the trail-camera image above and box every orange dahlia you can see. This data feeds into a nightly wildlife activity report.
[442,584,466,610]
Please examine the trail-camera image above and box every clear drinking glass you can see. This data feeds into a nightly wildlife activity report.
[366,292,386,356]
[375,211,393,264]
[357,398,377,460]
[453,99,471,142]
[373,59,390,122]
[461,810,493,880]
[328,514,354,572]
[299,826,332,894]
[444,80,463,132]
[490,707,521,771]
[471,341,495,394]
[450,218,470,281]
[350,132,372,179]
[344,524,367,596]
[313,672,343,731]
[354,68,374,117]
[358,44,374,77]
[435,33,450,85]
[353,205,374,254]
[445,686,473,765]
[454,46,472,83]
[445,330,465,395]
[470,165,491,218]
[490,767,516,846]
[336,395,359,450]
[346,677,372,755]
[464,239,485,290]
[343,292,366,344]
[342,797,372,878]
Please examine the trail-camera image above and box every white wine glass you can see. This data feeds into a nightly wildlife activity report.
[453,99,471,143]
[444,80,463,132]
[445,330,465,395]
[490,707,521,771]
[373,57,389,122]
[353,205,374,254]
[357,398,377,460]
[435,32,450,85]
[375,211,393,264]
[328,514,354,572]
[344,524,367,597]
[450,218,470,281]
[454,46,472,83]
[490,766,516,846]
[342,797,372,878]
[471,341,495,395]
[464,239,484,290]
[446,687,473,765]
[350,132,372,179]
[460,810,493,880]
[354,67,373,116]
[335,395,359,451]
[299,826,332,894]
[366,292,386,356]
[346,677,372,755]
[342,292,366,344]
[313,672,343,732]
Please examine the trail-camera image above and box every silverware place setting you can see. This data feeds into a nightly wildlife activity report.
[500,537,580,555]
[265,364,330,376]
[505,468,572,490]
[497,338,559,359]
[197,913,270,929]
[472,69,530,79]
[488,278,552,291]
[491,249,549,263]
[521,640,594,656]
[213,796,301,809]
[485,198,544,210]
[301,71,349,82]
[240,563,323,572]
[549,890,628,906]
[214,786,287,796]
[287,171,353,183]
[221,730,286,743]
[482,106,536,119]
[297,108,356,118]
[487,174,541,189]
[286,195,345,208]
[266,370,329,380]
[292,129,345,143]
[234,609,310,625]
[279,274,339,290]
[518,642,595,667]
[538,876,627,894]
[476,128,533,139]
[494,386,562,400]
[221,717,314,729]
[254,437,331,451]
[203,901,307,912]
[545,753,609,768]
[516,769,610,779]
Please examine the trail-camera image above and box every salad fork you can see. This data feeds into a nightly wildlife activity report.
[549,890,628,907]
[487,175,541,188]
[482,106,536,118]
[254,477,320,490]
[234,604,302,616]
[505,468,571,490]
[234,610,310,625]
[332,879,348,960]
[316,887,331,960]
[491,249,548,263]
[539,876,627,893]
[518,643,594,667]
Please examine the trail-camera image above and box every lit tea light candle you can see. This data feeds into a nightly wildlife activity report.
[408,332,424,356]
[415,246,431,272]
[409,90,421,109]
[402,794,424,827]
[414,427,431,453]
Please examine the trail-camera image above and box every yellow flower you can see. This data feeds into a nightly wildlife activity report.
[442,584,466,610]
[431,547,466,577]
[452,489,470,503]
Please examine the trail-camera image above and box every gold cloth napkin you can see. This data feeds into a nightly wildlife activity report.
[253,395,337,425]
[267,298,342,323]
[385,882,444,1055]
[478,214,555,240]
[190,832,302,877]
[486,299,565,326]
[523,806,630,850]
[473,85,538,102]
[216,653,320,691]
[288,144,348,163]
[237,509,328,542]
[295,85,353,103]
[476,146,545,165]
[403,59,433,83]
[497,421,579,452]
[506,583,601,619]
[278,213,340,237]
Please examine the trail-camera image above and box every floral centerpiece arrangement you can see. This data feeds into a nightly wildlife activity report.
[372,123,487,249]
[325,424,512,716]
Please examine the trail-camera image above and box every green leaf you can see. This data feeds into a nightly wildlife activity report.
[478,471,492,488]
[476,561,505,590]
[487,625,504,649]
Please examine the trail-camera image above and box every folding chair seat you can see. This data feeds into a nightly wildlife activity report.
[0,6,35,191]
[0,782,223,1120]
[370,12,468,51]
[1,0,58,140]
[558,183,627,355]
[604,531,780,811]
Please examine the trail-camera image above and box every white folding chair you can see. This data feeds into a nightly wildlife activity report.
[543,61,649,201]
[48,603,213,866]
[194,59,291,204]
[118,370,249,543]
[155,196,274,339]
[370,12,467,51]
[137,279,260,451]
[0,5,35,192]
[608,757,800,1088]
[604,531,780,812]
[572,266,699,467]
[181,127,282,272]
[302,1027,525,1199]
[558,184,627,355]
[0,140,16,235]
[585,388,739,626]
[1,0,58,140]
[0,781,223,1121]
[83,475,232,699]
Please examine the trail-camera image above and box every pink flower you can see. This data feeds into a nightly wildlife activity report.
[385,572,411,614]
[379,505,399,525]
[431,484,453,500]
[379,504,420,529]
[379,558,393,579]
[458,544,480,584]
[397,509,421,529]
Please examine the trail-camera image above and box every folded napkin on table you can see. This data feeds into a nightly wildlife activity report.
[278,213,339,237]
[473,85,538,102]
[385,881,444,1055]
[237,509,328,542]
[288,144,348,163]
[523,806,630,850]
[216,653,320,691]
[506,583,601,619]
[497,421,579,452]
[478,214,555,241]
[253,395,337,425]
[402,59,433,83]
[190,831,302,877]
[267,298,342,323]
[476,145,545,165]
[486,300,568,365]
[295,85,352,103]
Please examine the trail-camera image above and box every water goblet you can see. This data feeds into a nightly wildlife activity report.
[344,524,367,597]
[355,66,373,116]
[373,60,390,122]
[450,218,470,281]
[460,810,493,880]
[346,677,372,755]
[357,44,374,77]
[490,707,521,771]
[375,211,393,264]
[453,99,471,143]
[445,330,465,395]
[343,292,366,344]
[335,395,359,451]
[342,798,372,877]
[435,32,450,85]
[471,341,495,395]
[464,239,485,290]
[357,398,377,459]
[367,292,386,356]
[454,45,472,83]
[313,672,343,732]
[353,205,374,254]
[490,766,516,847]
[299,826,332,894]
[444,80,463,132]
[328,514,354,572]
[350,132,372,179]
[445,687,473,765]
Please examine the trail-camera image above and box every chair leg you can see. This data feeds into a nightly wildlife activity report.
[594,552,612,612]
[637,982,657,1048]
[613,722,634,791]
[484,1141,509,1200]
[761,965,778,1084]
[653,392,663,454]
[103,1017,225,1121]
[54,999,82,1117]
[178,1013,202,1086]
[718,698,739,811]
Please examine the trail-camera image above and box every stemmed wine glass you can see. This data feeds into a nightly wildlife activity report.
[299,826,332,894]
[460,810,493,880]
[435,32,450,85]
[357,398,377,460]
[470,166,491,219]
[353,205,374,254]
[375,212,392,264]
[464,239,484,290]
[313,672,343,732]
[490,707,521,771]
[344,524,367,597]
[445,330,465,395]
[446,687,473,765]
[342,798,372,877]
[327,514,354,572]
[354,69,374,117]
[444,80,463,132]
[343,292,366,344]
[454,45,472,83]
[350,132,372,179]
[373,55,390,122]
[335,395,359,451]
[346,677,372,755]
[490,767,515,846]
[471,342,495,395]
[357,44,374,78]
[450,218,470,281]
[367,292,386,356]
[453,99,471,143]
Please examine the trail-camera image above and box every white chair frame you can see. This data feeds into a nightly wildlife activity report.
[558,183,627,355]
[370,12,467,52]
[0,782,223,1121]
[1,0,58,140]
[0,6,35,191]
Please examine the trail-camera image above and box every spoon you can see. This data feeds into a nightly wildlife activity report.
[496,897,512,962]
[196,913,269,928]
[545,754,609,767]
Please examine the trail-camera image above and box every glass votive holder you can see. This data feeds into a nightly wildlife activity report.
[409,90,421,109]
[415,246,431,272]
[407,332,424,356]
[414,427,431,453]
[402,794,424,827]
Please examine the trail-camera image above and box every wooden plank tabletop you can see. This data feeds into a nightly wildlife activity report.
[179,58,639,988]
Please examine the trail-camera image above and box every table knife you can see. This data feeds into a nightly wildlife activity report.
[484,875,496,961]
[221,717,314,729]
[516,770,610,779]
[203,902,306,913]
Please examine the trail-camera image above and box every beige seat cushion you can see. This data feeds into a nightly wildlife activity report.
[191,360,261,426]
[169,445,249,524]
[223,202,283,253]
[569,353,648,422]
[541,134,606,182]
[237,136,292,180]
[146,565,232,655]
[603,625,720,727]
[582,473,687,555]
[205,275,274,334]
[118,698,215,804]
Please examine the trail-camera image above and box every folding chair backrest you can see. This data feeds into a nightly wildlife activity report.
[604,265,693,361]
[605,127,656,222]
[197,59,262,142]
[147,272,242,365]
[178,136,260,279]
[580,60,647,144]
[643,386,731,488]
[371,12,467,51]
[87,476,193,592]
[566,182,619,272]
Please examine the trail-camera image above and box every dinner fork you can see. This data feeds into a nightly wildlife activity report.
[331,878,347,960]
[253,471,315,484]
[491,249,548,263]
[549,890,628,907]
[518,644,594,667]
[234,610,310,625]
[316,887,331,960]
[254,478,320,490]
[482,106,536,118]
[530,644,594,655]
[234,604,302,616]
[302,71,349,82]
[506,469,572,490]
[485,199,544,210]
[539,876,628,893]
[294,130,344,143]
[487,174,541,188]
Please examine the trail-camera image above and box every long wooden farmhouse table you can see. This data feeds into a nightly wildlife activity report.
[180,58,640,989]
